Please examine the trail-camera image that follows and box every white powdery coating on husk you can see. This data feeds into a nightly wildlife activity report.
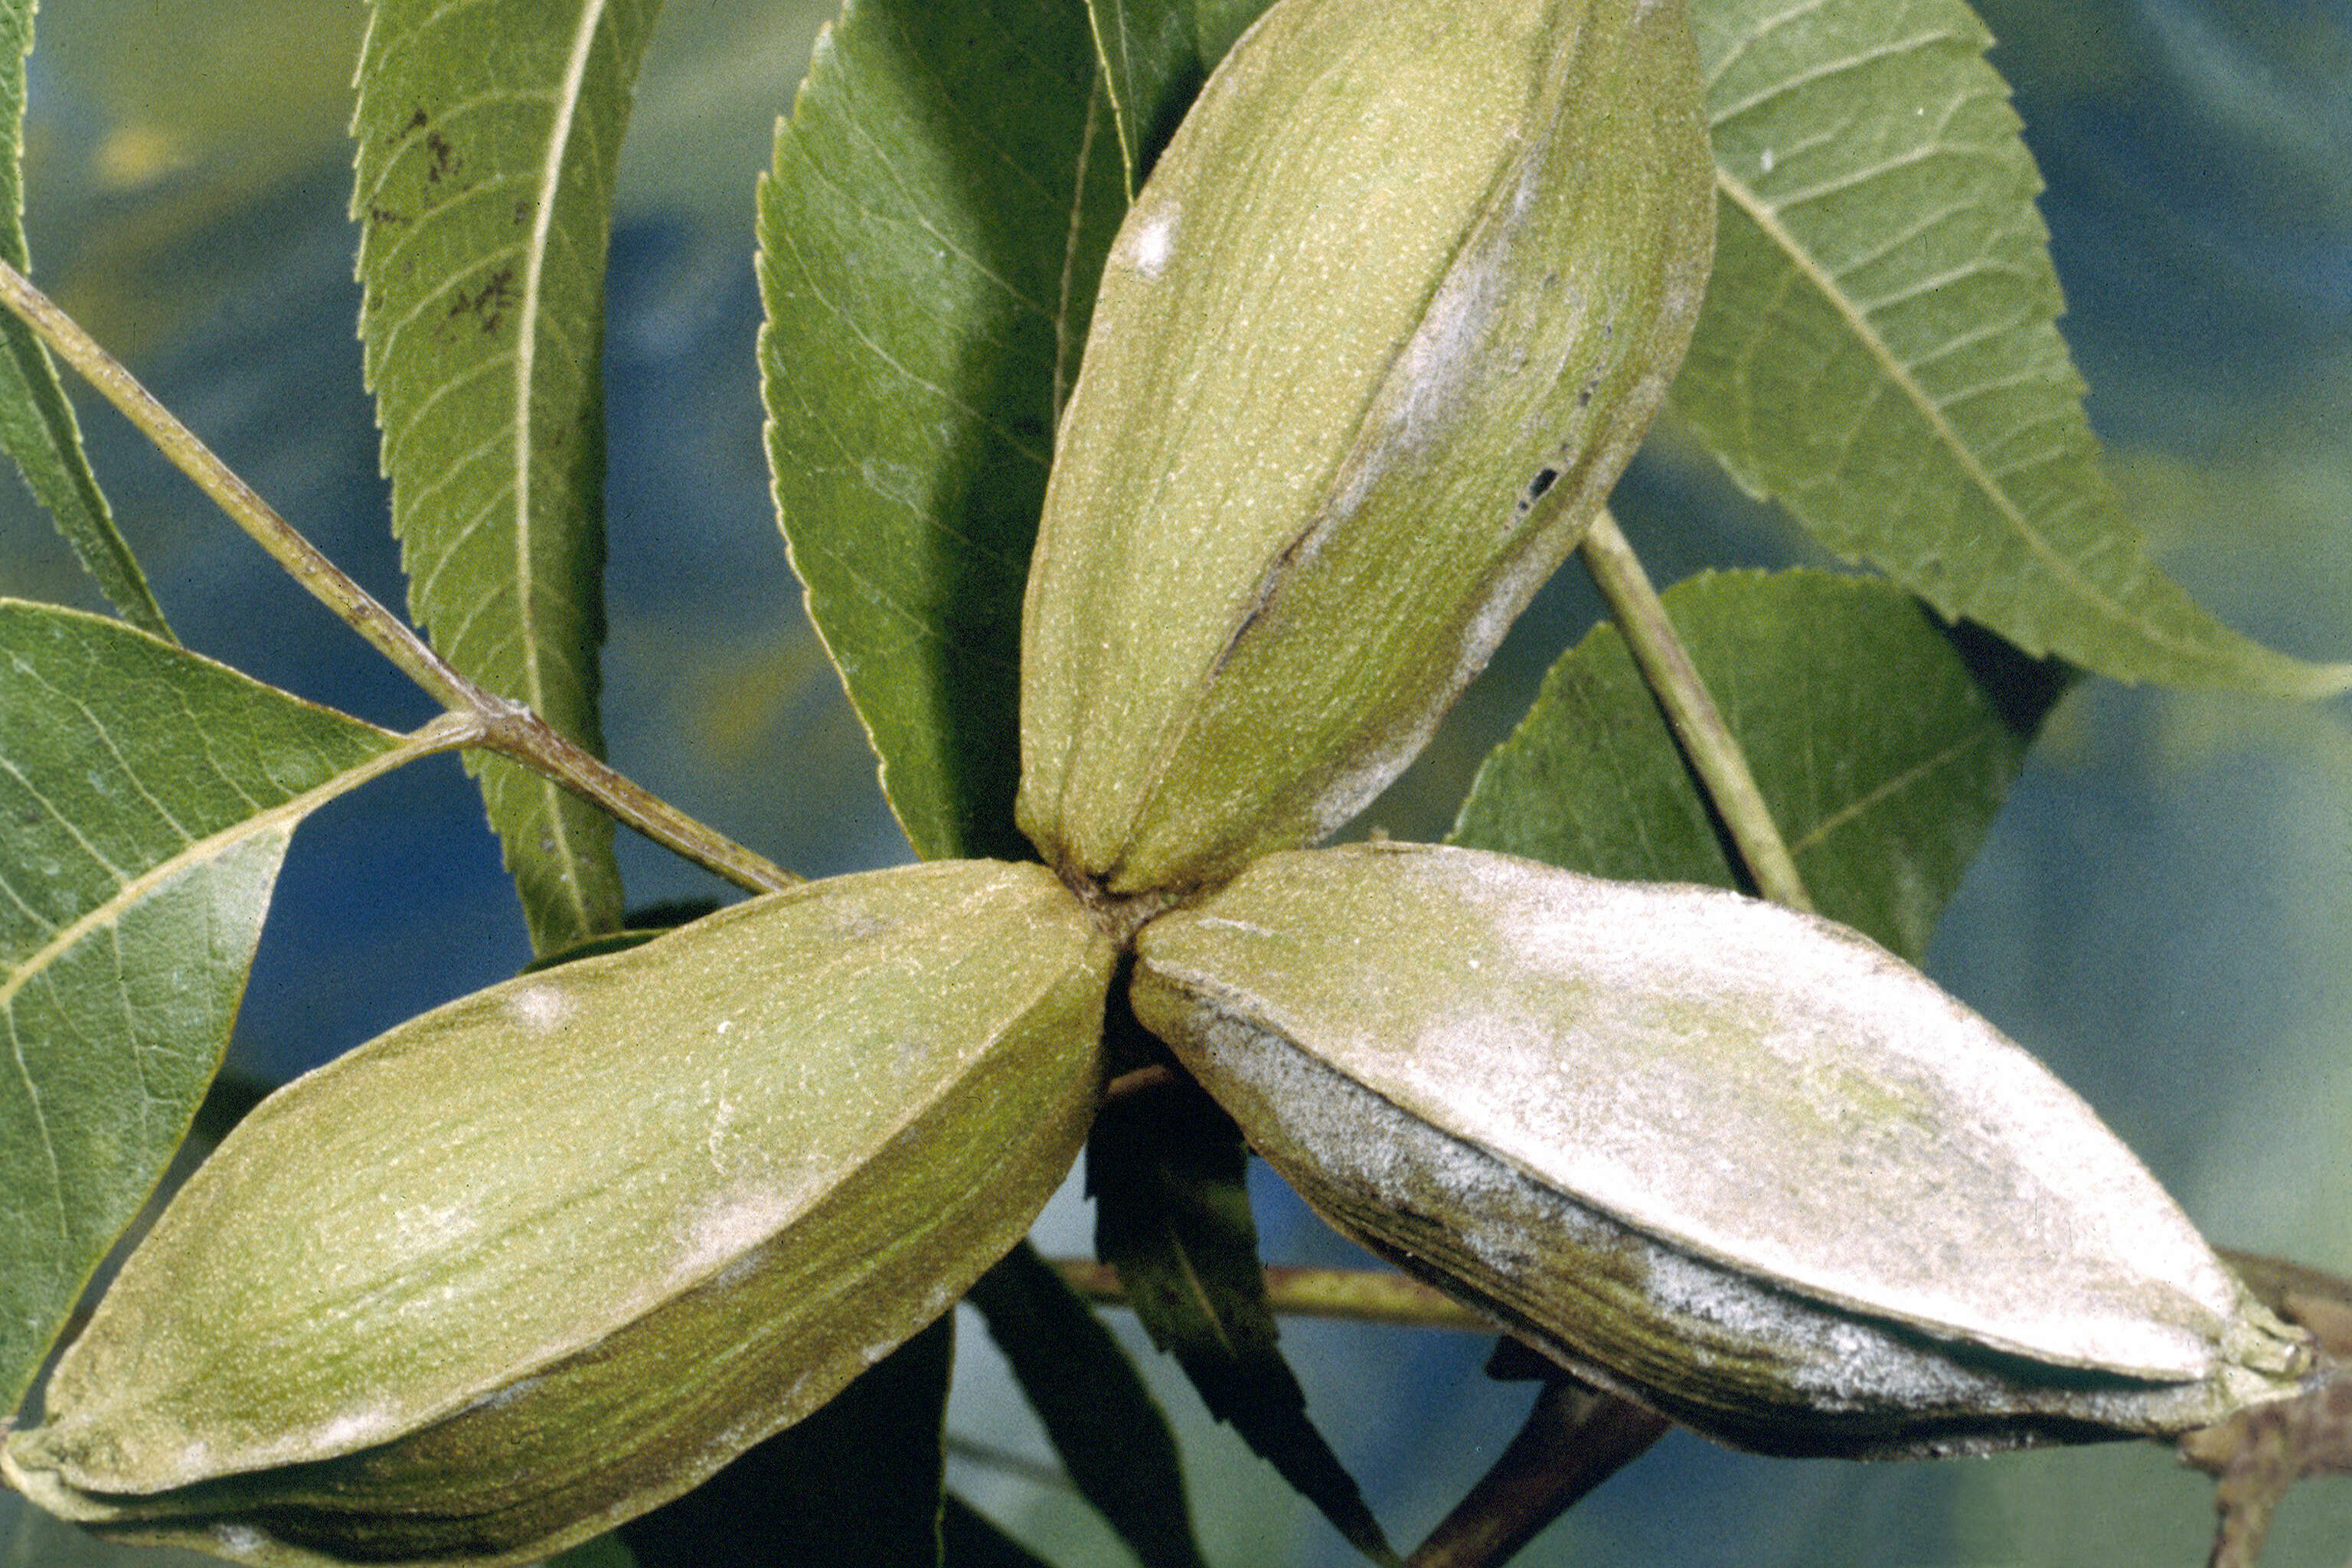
[1141,843,2245,1383]
[1162,998,2252,1451]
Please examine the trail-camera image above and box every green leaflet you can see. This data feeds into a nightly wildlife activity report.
[757,0,1126,862]
[0,2,165,640]
[1451,569,2068,962]
[966,1240,1206,1568]
[545,1536,639,1568]
[353,0,658,953]
[0,601,416,1419]
[1081,0,1279,191]
[619,1317,955,1568]
[1090,1051,1397,1565]
[1674,0,2348,698]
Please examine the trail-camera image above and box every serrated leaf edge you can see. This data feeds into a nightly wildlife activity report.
[1716,162,2337,693]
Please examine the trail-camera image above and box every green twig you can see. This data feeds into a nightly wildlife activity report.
[0,257,799,899]
[0,259,472,707]
[1055,1259,1492,1332]
[1578,508,1814,913]
[478,707,802,896]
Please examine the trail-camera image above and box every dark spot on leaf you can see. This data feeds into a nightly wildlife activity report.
[423,130,460,184]
[1578,378,1598,407]
[514,198,533,227]
[446,265,518,338]
[390,106,428,145]
[368,205,410,227]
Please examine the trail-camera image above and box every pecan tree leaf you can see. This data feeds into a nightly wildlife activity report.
[1452,568,2068,961]
[757,0,1125,861]
[0,601,419,1418]
[353,0,662,951]
[1090,1054,1396,1564]
[966,1240,1206,1568]
[1675,0,2347,697]
[620,1317,955,1568]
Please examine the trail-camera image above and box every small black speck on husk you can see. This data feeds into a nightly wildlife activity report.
[1018,0,1716,898]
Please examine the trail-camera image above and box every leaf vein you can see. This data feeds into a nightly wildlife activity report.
[1710,29,1962,126]
[1713,165,2172,648]
[2,1004,70,1242]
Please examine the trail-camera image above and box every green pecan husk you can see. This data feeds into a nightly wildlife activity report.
[1018,0,1715,898]
[4,861,1114,1565]
[1132,843,2316,1458]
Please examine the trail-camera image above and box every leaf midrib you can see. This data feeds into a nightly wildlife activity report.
[1785,726,1995,858]
[1053,73,1111,423]
[499,0,612,941]
[0,726,433,1020]
[1709,165,2157,643]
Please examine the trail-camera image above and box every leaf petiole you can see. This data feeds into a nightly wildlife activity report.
[1578,507,1813,912]
[0,258,799,898]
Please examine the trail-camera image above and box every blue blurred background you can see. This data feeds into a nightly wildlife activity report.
[1,2,2347,1563]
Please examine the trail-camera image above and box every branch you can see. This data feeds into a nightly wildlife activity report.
[1057,1257,1672,1565]
[2183,1250,2352,1568]
[1578,508,1813,913]
[479,707,801,897]
[1405,1382,1670,1568]
[0,259,475,710]
[0,258,799,900]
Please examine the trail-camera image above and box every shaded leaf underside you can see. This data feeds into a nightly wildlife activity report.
[618,1317,953,1568]
[1674,0,2346,697]
[1089,1069,1396,1564]
[942,1497,1052,1568]
[354,0,659,951]
[1452,567,2067,962]
[1083,0,1202,191]
[1188,0,1269,66]
[967,1240,1205,1568]
[0,601,412,1417]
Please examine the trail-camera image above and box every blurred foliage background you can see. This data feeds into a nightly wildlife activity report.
[1,1,2347,1563]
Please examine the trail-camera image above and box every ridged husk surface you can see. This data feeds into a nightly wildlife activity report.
[1018,0,1715,897]
[4,861,1114,1565]
[1132,843,2313,1457]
